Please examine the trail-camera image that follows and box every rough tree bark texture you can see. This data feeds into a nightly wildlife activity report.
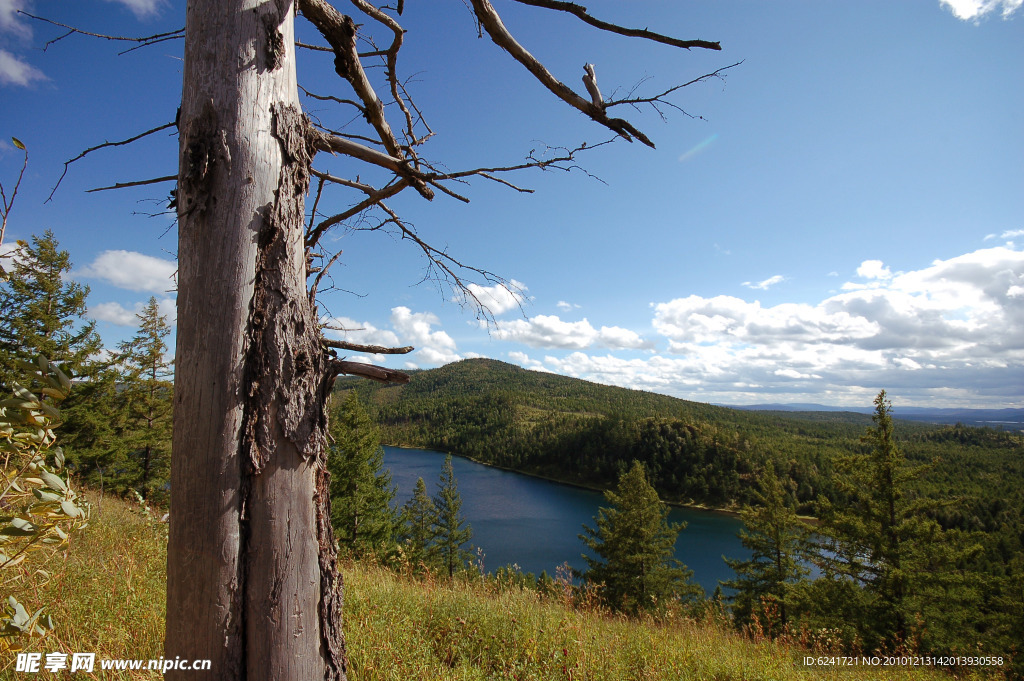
[166,1,345,679]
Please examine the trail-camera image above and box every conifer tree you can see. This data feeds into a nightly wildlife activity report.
[580,460,701,613]
[399,476,438,572]
[0,231,101,392]
[722,465,811,632]
[114,297,174,502]
[814,390,973,651]
[0,231,105,466]
[327,391,396,558]
[432,455,473,578]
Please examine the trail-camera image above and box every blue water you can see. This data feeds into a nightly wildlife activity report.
[383,446,750,594]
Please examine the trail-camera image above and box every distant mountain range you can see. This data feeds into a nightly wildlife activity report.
[728,403,1024,428]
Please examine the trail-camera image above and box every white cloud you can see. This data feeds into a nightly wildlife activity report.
[323,316,401,349]
[0,239,21,272]
[939,0,1023,19]
[645,245,1024,404]
[0,0,30,38]
[102,0,167,19]
[391,306,461,365]
[0,48,45,87]
[79,250,176,293]
[89,302,138,326]
[742,275,785,290]
[556,300,580,312]
[459,280,526,316]
[89,297,176,327]
[491,314,653,351]
[856,259,892,280]
[842,259,897,291]
[505,246,1024,407]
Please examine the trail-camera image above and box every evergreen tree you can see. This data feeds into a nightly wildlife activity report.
[432,455,473,578]
[722,465,811,632]
[0,231,105,467]
[0,231,101,392]
[814,390,972,651]
[580,460,702,613]
[399,476,438,572]
[113,297,174,502]
[327,390,397,558]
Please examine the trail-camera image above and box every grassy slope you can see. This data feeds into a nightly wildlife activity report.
[4,493,996,681]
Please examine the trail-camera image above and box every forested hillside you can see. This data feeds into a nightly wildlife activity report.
[337,358,1021,518]
[337,358,1024,664]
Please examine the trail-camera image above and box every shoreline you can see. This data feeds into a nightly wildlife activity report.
[384,443,748,519]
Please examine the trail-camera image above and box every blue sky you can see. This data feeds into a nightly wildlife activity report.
[1,0,1022,408]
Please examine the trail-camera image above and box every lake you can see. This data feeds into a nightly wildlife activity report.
[383,446,750,594]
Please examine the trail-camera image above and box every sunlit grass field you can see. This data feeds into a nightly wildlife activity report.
[4,493,1002,681]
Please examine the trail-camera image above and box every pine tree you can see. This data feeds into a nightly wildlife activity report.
[580,460,702,613]
[0,231,105,467]
[114,297,174,502]
[432,455,473,578]
[399,477,438,572]
[814,390,973,651]
[327,390,396,558]
[0,231,101,392]
[722,465,811,633]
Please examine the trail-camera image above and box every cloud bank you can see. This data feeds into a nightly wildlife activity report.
[79,250,177,293]
[508,246,1024,407]
[939,0,1023,19]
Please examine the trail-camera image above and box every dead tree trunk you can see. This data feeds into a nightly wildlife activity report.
[166,1,345,679]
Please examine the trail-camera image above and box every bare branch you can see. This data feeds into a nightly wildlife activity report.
[322,339,414,354]
[86,175,177,193]
[509,0,721,51]
[309,168,378,194]
[47,122,176,202]
[366,201,515,323]
[307,174,410,247]
[0,138,29,251]
[327,359,410,384]
[311,130,434,200]
[298,2,416,158]
[296,40,334,53]
[19,11,184,54]
[468,0,656,147]
[309,246,346,302]
[605,62,742,110]
[300,85,366,114]
[348,0,419,145]
[479,172,534,193]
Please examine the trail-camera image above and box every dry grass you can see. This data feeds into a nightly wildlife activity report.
[2,493,1003,680]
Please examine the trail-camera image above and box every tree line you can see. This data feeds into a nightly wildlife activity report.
[0,231,173,504]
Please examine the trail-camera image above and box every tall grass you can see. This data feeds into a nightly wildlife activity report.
[3,492,167,679]
[2,493,1002,680]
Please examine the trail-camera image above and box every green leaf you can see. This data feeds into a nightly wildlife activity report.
[59,500,80,518]
[11,137,26,150]
[0,525,37,537]
[0,399,36,410]
[53,366,72,391]
[1,553,26,569]
[31,489,62,503]
[41,387,68,401]
[39,471,68,493]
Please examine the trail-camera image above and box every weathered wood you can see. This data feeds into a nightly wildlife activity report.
[167,2,345,679]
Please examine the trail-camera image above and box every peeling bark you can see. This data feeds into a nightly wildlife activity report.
[168,3,345,680]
